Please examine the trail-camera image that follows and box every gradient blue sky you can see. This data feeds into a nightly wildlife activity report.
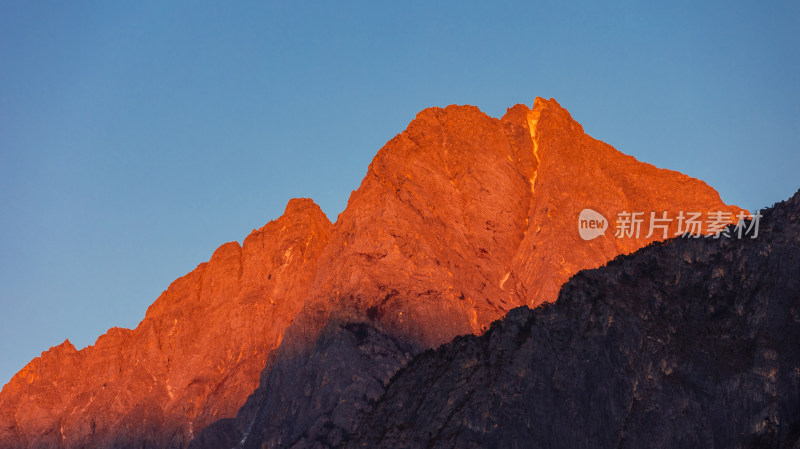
[1,1,798,386]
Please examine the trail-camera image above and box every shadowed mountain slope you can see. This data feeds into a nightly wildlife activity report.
[344,190,800,449]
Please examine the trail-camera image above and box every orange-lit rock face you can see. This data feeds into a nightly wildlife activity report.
[283,103,542,351]
[287,98,745,351]
[0,98,745,448]
[0,199,332,448]
[506,98,747,309]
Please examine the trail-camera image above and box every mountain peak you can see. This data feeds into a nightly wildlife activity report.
[0,98,749,449]
[501,103,531,122]
[0,191,334,448]
[528,96,584,147]
[282,98,744,352]
[283,197,323,216]
[56,338,75,351]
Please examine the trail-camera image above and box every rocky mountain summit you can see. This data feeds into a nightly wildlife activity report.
[0,98,747,449]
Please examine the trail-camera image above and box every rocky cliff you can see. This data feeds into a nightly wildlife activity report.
[0,98,745,448]
[0,200,332,448]
[283,98,744,354]
[190,98,747,449]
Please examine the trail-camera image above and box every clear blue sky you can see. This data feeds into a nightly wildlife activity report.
[1,1,798,387]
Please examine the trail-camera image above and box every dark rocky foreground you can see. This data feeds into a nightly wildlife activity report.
[195,189,800,449]
[341,190,800,449]
[190,318,418,449]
